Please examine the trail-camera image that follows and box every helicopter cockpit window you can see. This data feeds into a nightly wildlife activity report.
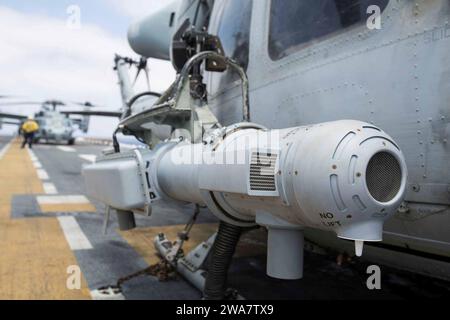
[217,0,253,73]
[269,0,389,61]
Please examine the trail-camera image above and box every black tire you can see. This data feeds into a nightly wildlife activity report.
[68,139,75,145]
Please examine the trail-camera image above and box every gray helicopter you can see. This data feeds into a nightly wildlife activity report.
[0,98,109,145]
[82,0,450,299]
[61,54,164,145]
[63,54,161,121]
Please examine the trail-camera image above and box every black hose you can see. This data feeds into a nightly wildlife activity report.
[112,127,120,153]
[204,221,243,300]
[127,91,161,110]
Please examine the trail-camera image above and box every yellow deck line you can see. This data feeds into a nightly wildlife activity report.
[0,142,43,220]
[0,139,90,299]
[39,203,97,213]
[119,223,267,266]
[120,223,219,265]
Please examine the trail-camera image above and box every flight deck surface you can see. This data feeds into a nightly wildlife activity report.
[0,135,448,300]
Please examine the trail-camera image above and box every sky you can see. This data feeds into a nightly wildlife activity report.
[0,0,176,137]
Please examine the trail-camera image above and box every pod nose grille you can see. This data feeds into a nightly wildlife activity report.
[366,152,402,202]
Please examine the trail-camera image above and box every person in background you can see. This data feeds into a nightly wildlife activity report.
[21,118,39,149]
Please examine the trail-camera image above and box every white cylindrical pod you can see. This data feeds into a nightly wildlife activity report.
[157,143,206,205]
[285,120,408,242]
[153,120,407,243]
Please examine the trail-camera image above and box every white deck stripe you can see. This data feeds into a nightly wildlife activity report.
[79,154,96,163]
[43,182,58,195]
[0,140,13,160]
[57,146,76,152]
[36,169,49,180]
[57,216,93,250]
[37,195,90,205]
[32,161,42,169]
[90,289,125,300]
[27,149,38,162]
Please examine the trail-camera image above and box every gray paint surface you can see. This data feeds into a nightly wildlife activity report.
[205,0,450,262]
[3,138,449,298]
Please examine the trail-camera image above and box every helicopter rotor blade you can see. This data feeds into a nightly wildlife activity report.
[144,66,151,91]
[61,110,122,118]
[133,68,142,86]
[67,101,116,109]
[69,101,95,108]
[0,99,111,109]
[0,93,28,99]
[0,101,43,107]
[0,111,28,120]
[132,57,150,88]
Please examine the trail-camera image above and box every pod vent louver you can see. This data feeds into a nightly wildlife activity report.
[250,152,277,192]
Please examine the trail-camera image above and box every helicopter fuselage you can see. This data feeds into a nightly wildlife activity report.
[34,110,75,144]
[200,0,450,278]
